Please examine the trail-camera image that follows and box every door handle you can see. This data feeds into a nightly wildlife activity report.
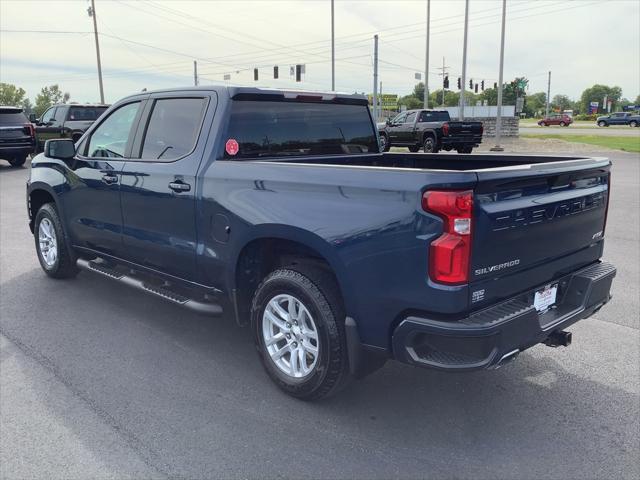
[102,174,118,185]
[169,181,191,192]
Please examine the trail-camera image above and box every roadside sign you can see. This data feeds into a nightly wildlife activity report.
[623,105,639,111]
[415,73,422,80]
[367,93,398,110]
[589,101,599,114]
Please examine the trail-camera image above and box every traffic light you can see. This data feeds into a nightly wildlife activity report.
[254,68,258,81]
[481,80,485,91]
[443,75,449,89]
[457,77,461,89]
[273,66,279,79]
[469,79,473,89]
[474,83,478,93]
[494,82,498,89]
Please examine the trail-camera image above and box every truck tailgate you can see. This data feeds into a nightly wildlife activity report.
[469,158,610,308]
[447,121,483,137]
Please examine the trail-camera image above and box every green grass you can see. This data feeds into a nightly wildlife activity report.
[521,134,640,153]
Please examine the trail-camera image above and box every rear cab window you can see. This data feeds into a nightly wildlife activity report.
[419,111,450,122]
[223,100,378,159]
[67,106,109,121]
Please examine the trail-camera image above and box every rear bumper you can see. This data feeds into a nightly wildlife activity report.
[441,136,482,147]
[0,143,34,156]
[392,261,616,371]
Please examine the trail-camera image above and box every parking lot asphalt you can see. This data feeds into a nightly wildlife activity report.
[1,151,639,480]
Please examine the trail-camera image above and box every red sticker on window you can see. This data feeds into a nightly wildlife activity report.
[225,138,239,156]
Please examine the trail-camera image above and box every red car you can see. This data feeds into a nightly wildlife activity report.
[538,114,572,127]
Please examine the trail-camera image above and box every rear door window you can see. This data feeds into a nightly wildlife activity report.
[224,100,377,159]
[140,97,207,161]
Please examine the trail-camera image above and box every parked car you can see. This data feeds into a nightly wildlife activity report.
[31,103,109,151]
[0,106,35,167]
[378,109,483,153]
[596,112,640,127]
[538,113,573,127]
[27,87,616,400]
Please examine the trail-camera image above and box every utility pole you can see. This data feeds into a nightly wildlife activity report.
[436,57,449,107]
[373,34,379,122]
[424,0,430,109]
[89,0,105,104]
[193,60,199,86]
[546,71,551,118]
[459,0,470,120]
[331,0,335,91]
[491,0,506,152]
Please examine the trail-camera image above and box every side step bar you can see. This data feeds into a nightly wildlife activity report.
[77,258,223,316]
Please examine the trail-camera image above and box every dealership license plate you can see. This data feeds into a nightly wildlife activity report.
[534,284,558,312]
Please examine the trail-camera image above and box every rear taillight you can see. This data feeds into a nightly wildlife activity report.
[442,122,450,136]
[23,123,35,139]
[603,172,611,234]
[422,190,473,285]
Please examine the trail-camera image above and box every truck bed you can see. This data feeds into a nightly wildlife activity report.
[259,153,605,171]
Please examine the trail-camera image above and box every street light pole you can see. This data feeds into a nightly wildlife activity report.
[424,0,430,109]
[89,0,105,104]
[331,0,335,91]
[491,0,506,152]
[459,0,469,120]
[546,71,551,118]
[373,34,379,122]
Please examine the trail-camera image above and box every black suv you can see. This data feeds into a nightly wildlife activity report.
[31,103,109,152]
[0,106,36,167]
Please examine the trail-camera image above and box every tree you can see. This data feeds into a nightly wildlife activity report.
[524,92,547,117]
[551,94,572,112]
[413,82,425,102]
[0,83,29,109]
[579,84,622,114]
[398,94,422,110]
[34,84,70,117]
[429,89,460,107]
[635,94,640,105]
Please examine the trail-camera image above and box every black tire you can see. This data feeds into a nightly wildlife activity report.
[408,145,420,152]
[422,135,439,153]
[456,146,473,154]
[379,133,390,152]
[252,266,351,400]
[630,121,638,127]
[8,154,27,167]
[598,121,607,127]
[559,121,566,127]
[539,121,546,127]
[34,203,79,279]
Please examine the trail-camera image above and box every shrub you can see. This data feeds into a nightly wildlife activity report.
[574,114,599,121]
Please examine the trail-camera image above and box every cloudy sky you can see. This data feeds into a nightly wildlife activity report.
[1,0,639,104]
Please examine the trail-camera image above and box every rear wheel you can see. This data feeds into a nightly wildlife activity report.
[408,145,420,152]
[34,203,79,279]
[379,133,390,152]
[630,121,638,127]
[422,135,438,153]
[456,146,473,154]
[252,266,350,400]
[559,121,566,127]
[8,154,27,167]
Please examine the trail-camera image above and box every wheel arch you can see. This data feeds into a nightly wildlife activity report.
[230,226,351,326]
[28,184,59,233]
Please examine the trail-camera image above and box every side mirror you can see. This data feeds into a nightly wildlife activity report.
[386,119,392,126]
[29,113,37,123]
[45,139,76,160]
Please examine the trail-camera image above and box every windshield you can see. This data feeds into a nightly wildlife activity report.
[0,110,27,125]
[224,100,377,159]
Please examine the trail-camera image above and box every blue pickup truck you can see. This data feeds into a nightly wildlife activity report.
[27,87,616,400]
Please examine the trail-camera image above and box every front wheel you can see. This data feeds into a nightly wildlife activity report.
[422,136,439,153]
[8,154,27,167]
[539,121,546,127]
[252,267,350,400]
[559,121,566,127]
[34,203,79,279]
[598,121,607,127]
